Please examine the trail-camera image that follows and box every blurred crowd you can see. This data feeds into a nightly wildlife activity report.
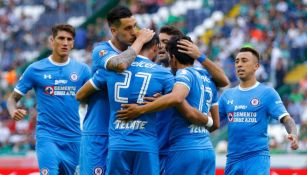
[0,0,306,155]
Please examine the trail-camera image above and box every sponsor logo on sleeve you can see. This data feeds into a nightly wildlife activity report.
[99,50,108,57]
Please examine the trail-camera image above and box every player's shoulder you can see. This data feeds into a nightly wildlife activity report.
[70,58,89,68]
[93,41,117,54]
[221,86,237,96]
[93,41,109,50]
[27,57,49,70]
[257,83,278,95]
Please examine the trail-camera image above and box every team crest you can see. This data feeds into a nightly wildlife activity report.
[94,167,104,175]
[41,168,49,175]
[228,112,234,122]
[44,86,54,95]
[99,50,108,57]
[70,72,78,82]
[250,98,260,106]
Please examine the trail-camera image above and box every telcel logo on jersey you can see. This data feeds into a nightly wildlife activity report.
[55,79,67,85]
[114,119,148,130]
[189,124,208,133]
[131,61,155,68]
[227,112,257,123]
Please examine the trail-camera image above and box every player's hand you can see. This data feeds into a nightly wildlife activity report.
[287,134,299,150]
[11,108,27,121]
[136,28,155,44]
[177,39,201,59]
[143,93,162,104]
[117,104,143,120]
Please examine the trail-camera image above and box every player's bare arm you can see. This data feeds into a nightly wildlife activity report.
[117,83,188,120]
[176,100,213,128]
[107,28,155,72]
[76,80,97,103]
[207,105,219,132]
[7,91,27,121]
[281,115,299,150]
[177,39,229,87]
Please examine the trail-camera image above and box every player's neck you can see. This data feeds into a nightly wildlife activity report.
[177,63,192,70]
[239,77,257,88]
[51,54,69,63]
[111,38,128,51]
[139,50,153,61]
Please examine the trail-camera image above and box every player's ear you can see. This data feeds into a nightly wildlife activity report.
[49,36,54,49]
[110,26,117,35]
[254,62,260,71]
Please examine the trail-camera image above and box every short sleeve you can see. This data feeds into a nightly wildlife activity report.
[14,66,34,95]
[91,69,108,90]
[218,92,227,121]
[92,44,118,70]
[265,88,289,121]
[175,69,193,90]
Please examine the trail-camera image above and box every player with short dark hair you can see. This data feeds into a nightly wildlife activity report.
[7,24,91,175]
[78,5,155,175]
[219,47,299,175]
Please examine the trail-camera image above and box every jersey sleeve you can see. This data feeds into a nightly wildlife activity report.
[92,45,118,70]
[265,88,289,121]
[91,69,107,90]
[175,69,193,91]
[81,64,92,84]
[218,92,227,121]
[163,72,175,94]
[14,66,34,95]
[211,87,218,106]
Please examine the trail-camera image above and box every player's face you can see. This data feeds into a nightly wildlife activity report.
[50,31,74,58]
[158,33,172,61]
[113,17,137,46]
[235,52,259,81]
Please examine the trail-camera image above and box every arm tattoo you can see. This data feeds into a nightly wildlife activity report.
[107,47,137,71]
[12,91,22,103]
[282,116,298,136]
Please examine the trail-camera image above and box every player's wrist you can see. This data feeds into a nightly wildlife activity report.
[197,54,206,63]
[206,117,213,128]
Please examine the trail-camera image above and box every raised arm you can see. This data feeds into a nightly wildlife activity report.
[177,39,229,87]
[107,28,155,72]
[280,115,299,150]
[7,91,27,121]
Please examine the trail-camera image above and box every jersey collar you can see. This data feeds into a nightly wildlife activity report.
[238,81,260,91]
[137,55,149,60]
[108,40,122,53]
[48,56,70,66]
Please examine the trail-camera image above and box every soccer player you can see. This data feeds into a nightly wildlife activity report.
[79,6,154,175]
[117,36,218,175]
[7,24,91,175]
[155,25,227,174]
[218,47,299,175]
[77,35,173,175]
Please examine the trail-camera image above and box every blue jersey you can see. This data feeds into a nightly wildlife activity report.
[82,41,118,135]
[169,67,217,151]
[92,55,174,153]
[218,82,289,161]
[15,57,91,141]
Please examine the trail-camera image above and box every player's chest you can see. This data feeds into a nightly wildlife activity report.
[35,67,82,87]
